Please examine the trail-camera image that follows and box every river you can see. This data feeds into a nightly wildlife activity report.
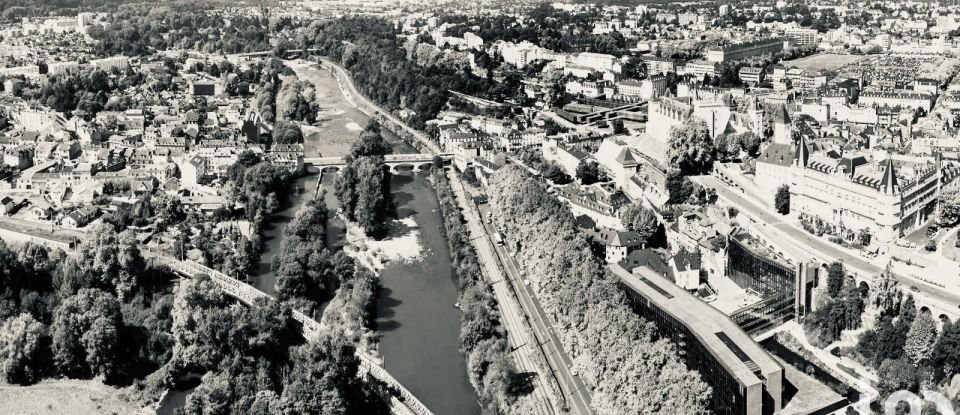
[159,58,477,414]
[264,60,478,413]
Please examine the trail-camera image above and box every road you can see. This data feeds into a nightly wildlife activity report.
[446,170,593,415]
[698,175,960,316]
[308,58,442,155]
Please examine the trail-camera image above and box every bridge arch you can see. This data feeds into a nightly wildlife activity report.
[940,313,951,324]
[858,281,870,298]
[921,305,931,315]
[391,163,416,173]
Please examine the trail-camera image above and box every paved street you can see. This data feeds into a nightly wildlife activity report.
[447,170,593,415]
[699,175,960,317]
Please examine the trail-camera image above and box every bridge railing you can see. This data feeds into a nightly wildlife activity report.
[165,258,433,415]
[357,352,434,415]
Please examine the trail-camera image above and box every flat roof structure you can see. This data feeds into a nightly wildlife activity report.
[611,263,784,415]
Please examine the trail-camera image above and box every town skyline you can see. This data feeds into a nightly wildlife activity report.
[0,1,959,415]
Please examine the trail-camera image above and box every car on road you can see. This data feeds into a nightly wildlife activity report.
[523,279,530,286]
[910,285,920,293]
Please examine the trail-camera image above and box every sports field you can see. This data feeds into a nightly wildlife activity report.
[785,53,870,71]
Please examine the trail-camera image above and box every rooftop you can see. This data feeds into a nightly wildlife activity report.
[611,263,783,388]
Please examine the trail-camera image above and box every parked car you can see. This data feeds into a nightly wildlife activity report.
[910,286,920,293]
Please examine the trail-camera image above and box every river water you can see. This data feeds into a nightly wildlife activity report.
[266,60,479,413]
[320,170,481,415]
[160,59,477,414]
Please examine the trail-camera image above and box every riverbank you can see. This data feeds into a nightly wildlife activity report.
[341,215,426,273]
[292,58,441,155]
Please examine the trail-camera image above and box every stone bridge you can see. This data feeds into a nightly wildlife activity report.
[305,153,451,174]
[162,257,434,415]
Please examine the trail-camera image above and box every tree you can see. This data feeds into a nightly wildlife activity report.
[620,56,647,80]
[904,311,939,366]
[353,157,390,236]
[51,288,122,379]
[486,165,711,413]
[857,316,910,369]
[666,117,714,175]
[349,122,392,159]
[76,223,146,300]
[857,228,871,247]
[739,132,761,157]
[336,154,391,236]
[620,205,658,244]
[543,69,568,108]
[611,119,626,135]
[281,336,388,414]
[0,313,49,384]
[873,265,903,317]
[665,170,695,204]
[841,276,864,330]
[933,320,960,380]
[826,261,845,299]
[541,162,572,185]
[575,160,601,185]
[939,191,960,227]
[272,120,304,144]
[775,185,790,214]
[878,358,919,397]
[714,133,741,161]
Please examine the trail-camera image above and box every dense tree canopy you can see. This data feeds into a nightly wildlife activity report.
[299,17,516,129]
[620,205,659,244]
[575,160,601,185]
[488,166,710,414]
[51,288,123,379]
[335,122,393,236]
[666,118,715,175]
[0,313,49,384]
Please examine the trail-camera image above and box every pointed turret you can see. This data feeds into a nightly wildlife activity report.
[880,155,898,195]
[747,95,760,112]
[772,105,792,145]
[774,104,790,125]
[794,134,809,168]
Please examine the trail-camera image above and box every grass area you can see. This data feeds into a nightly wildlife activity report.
[785,53,869,71]
[0,379,138,415]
